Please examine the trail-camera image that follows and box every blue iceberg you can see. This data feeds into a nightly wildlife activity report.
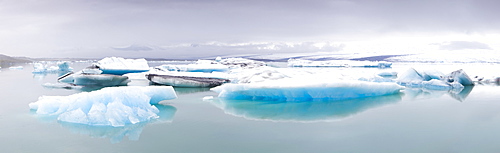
[211,78,403,101]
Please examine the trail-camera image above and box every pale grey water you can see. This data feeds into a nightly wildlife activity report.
[1,62,500,153]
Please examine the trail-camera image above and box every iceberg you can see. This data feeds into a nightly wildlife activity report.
[218,57,266,69]
[212,78,403,101]
[9,66,23,70]
[58,67,130,87]
[287,59,392,68]
[156,60,229,73]
[32,61,73,73]
[396,68,473,91]
[146,70,230,87]
[58,70,130,87]
[29,86,177,127]
[443,69,474,86]
[94,57,150,75]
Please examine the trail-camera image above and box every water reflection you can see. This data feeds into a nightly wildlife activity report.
[173,87,211,94]
[403,86,474,102]
[210,93,402,122]
[41,104,176,143]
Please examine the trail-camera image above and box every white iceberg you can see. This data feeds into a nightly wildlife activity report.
[212,78,403,101]
[156,60,229,73]
[218,57,266,69]
[9,66,23,70]
[287,59,392,68]
[94,57,150,75]
[396,68,473,91]
[33,61,73,73]
[29,86,177,127]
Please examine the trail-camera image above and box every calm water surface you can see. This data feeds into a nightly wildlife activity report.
[1,62,500,153]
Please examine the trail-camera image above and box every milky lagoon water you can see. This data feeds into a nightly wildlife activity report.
[1,62,500,153]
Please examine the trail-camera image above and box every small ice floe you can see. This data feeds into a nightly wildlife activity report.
[287,59,392,68]
[9,66,23,70]
[377,71,398,77]
[32,61,73,73]
[93,57,150,75]
[202,96,214,101]
[146,71,230,88]
[29,86,177,127]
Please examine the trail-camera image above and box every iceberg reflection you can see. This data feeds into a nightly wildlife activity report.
[403,85,474,102]
[173,87,211,95]
[210,94,402,122]
[57,104,176,143]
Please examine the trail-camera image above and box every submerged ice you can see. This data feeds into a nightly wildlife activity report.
[29,86,177,127]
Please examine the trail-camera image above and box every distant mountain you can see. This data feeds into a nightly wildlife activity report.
[0,54,32,63]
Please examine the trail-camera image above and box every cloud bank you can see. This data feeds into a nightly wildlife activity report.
[0,0,499,58]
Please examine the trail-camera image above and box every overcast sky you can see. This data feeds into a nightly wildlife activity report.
[1,0,499,59]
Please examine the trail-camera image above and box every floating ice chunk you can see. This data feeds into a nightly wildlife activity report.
[287,59,392,68]
[9,66,23,70]
[396,68,447,85]
[212,78,403,101]
[396,68,427,85]
[33,61,73,73]
[377,71,398,77]
[202,96,214,101]
[421,79,455,90]
[57,68,129,87]
[156,60,229,73]
[218,58,266,69]
[443,69,474,86]
[29,86,177,126]
[94,57,150,75]
[397,68,471,93]
[72,74,129,86]
[146,72,230,87]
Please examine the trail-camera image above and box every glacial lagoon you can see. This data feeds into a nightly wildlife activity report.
[1,62,500,153]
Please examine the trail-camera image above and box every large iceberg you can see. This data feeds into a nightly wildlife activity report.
[212,78,403,101]
[29,86,177,127]
[94,57,150,75]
